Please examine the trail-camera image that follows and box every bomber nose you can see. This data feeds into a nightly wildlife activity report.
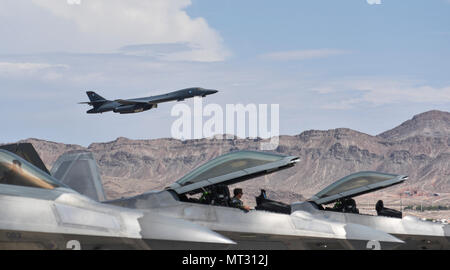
[205,89,218,95]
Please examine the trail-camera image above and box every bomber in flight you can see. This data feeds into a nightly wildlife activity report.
[79,87,218,114]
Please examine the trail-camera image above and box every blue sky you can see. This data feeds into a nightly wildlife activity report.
[0,0,449,146]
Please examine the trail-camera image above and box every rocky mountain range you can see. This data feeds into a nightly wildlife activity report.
[15,110,450,208]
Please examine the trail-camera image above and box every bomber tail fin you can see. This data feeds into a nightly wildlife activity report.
[80,91,108,108]
[86,91,107,102]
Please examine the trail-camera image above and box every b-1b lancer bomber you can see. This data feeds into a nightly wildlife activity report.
[79,87,218,114]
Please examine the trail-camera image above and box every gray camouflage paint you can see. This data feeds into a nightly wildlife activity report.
[0,183,235,250]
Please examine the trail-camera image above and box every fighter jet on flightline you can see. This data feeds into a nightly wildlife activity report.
[51,150,407,250]
[11,144,448,250]
[57,149,448,250]
[79,87,218,114]
[0,149,235,250]
[108,151,450,250]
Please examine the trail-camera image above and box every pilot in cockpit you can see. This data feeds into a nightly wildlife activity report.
[331,198,359,213]
[230,188,251,211]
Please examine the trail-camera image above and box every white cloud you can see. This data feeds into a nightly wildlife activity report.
[313,79,450,109]
[118,43,223,62]
[66,0,81,5]
[2,0,228,62]
[321,98,362,110]
[367,0,382,5]
[260,49,350,61]
[0,62,68,78]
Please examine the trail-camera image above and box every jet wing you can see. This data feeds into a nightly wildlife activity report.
[309,171,408,205]
[115,91,180,105]
[168,150,299,195]
[115,99,149,105]
[115,96,164,105]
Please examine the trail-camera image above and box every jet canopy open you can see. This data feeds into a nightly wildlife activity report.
[0,143,50,174]
[0,149,67,190]
[310,171,408,205]
[169,150,299,195]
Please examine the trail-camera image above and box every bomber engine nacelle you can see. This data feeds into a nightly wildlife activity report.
[113,104,156,114]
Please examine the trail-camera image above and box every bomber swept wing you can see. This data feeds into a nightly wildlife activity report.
[115,98,158,105]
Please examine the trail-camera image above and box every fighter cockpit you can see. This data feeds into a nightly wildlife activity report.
[309,171,407,218]
[0,149,67,190]
[168,150,407,219]
[168,150,299,207]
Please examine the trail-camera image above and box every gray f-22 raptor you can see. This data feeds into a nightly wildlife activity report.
[0,148,235,250]
[6,144,448,250]
[79,87,218,114]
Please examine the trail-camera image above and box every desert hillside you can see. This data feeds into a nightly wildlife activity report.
[17,110,450,212]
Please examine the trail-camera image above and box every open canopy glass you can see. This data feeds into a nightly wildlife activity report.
[169,150,299,195]
[0,149,67,190]
[310,171,408,205]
